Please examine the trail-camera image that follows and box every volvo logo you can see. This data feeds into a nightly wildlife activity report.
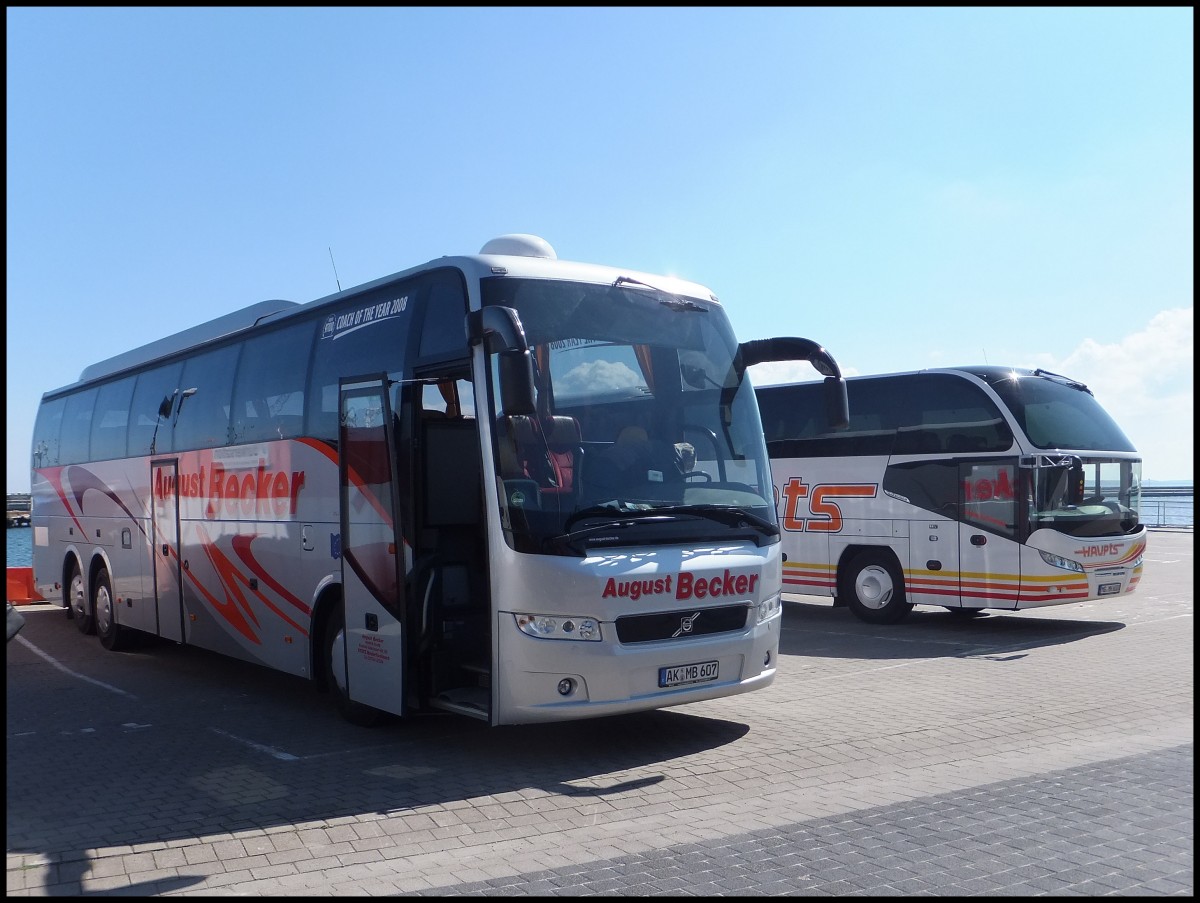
[672,612,701,638]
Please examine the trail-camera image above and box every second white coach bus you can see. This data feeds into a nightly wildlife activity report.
[30,234,849,725]
[755,366,1146,624]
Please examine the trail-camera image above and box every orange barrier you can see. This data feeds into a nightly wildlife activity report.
[7,567,45,605]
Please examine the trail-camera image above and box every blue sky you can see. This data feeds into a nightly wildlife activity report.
[6,7,1193,492]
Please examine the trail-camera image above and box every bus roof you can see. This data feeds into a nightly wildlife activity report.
[58,236,720,393]
[758,366,1079,389]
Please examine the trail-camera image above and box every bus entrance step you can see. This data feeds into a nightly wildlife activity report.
[432,686,489,719]
[460,660,489,676]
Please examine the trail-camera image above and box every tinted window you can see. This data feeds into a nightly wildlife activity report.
[59,388,98,464]
[307,279,423,440]
[32,397,66,470]
[985,373,1137,452]
[174,344,241,451]
[758,374,1013,457]
[230,319,314,445]
[757,383,823,442]
[128,362,183,456]
[882,460,960,519]
[887,374,1012,455]
[417,269,469,359]
[90,377,136,461]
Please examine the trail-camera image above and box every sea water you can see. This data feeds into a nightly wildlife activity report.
[4,493,1194,570]
[8,528,33,567]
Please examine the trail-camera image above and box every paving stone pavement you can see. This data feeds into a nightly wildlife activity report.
[426,744,1193,896]
[6,530,1193,896]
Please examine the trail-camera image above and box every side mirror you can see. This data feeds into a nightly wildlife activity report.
[468,306,528,354]
[498,350,536,416]
[823,376,849,431]
[738,336,849,431]
[468,306,537,415]
[1066,456,1086,506]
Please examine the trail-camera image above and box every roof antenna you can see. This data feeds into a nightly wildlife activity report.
[328,247,343,292]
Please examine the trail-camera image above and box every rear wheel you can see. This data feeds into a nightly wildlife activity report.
[95,570,129,651]
[67,561,95,634]
[840,550,913,625]
[324,601,386,727]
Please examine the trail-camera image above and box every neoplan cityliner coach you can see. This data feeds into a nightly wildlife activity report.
[757,366,1145,624]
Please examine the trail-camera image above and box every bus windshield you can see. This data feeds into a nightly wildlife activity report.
[482,276,776,555]
[1027,456,1143,538]
[981,369,1137,452]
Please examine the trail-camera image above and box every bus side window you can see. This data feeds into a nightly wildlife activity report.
[90,377,135,461]
[174,343,240,450]
[128,362,184,456]
[31,396,66,469]
[59,388,98,464]
[307,278,426,440]
[231,319,313,445]
[948,434,983,452]
[882,460,959,519]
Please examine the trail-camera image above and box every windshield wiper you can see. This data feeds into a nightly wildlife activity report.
[561,502,657,533]
[612,276,708,312]
[552,503,779,555]
[647,504,780,537]
[548,511,681,555]
[1032,369,1093,395]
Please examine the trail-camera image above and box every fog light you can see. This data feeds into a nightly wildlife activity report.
[764,651,771,667]
[557,678,574,696]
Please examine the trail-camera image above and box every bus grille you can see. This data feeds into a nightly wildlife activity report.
[615,605,750,644]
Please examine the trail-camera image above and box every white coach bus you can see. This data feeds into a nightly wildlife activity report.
[30,234,849,725]
[755,366,1146,624]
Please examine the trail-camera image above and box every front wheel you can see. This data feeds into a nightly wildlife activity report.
[67,561,95,634]
[324,601,386,727]
[839,550,913,625]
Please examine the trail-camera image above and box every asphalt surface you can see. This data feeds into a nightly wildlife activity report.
[6,529,1193,896]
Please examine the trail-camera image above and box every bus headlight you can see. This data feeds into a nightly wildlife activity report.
[515,613,602,641]
[1039,550,1084,573]
[757,593,781,623]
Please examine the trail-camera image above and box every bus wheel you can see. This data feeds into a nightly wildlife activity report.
[324,602,386,727]
[95,570,128,651]
[67,561,95,634]
[840,550,913,625]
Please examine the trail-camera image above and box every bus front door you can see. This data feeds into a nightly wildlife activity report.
[958,460,1021,611]
[337,378,407,717]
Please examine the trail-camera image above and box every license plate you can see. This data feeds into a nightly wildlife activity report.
[1098,582,1121,596]
[659,660,719,688]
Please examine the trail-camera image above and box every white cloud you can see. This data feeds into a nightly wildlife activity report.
[557,359,644,395]
[1043,307,1193,482]
[748,360,861,386]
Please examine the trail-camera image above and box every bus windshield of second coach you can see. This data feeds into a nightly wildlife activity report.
[980,369,1143,538]
[481,276,777,555]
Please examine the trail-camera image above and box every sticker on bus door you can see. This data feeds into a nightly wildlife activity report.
[338,378,407,717]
